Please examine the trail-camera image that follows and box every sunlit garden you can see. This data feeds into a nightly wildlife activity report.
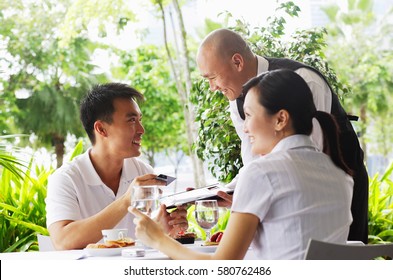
[1,0,393,253]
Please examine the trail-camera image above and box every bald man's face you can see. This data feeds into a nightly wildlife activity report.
[196,46,245,101]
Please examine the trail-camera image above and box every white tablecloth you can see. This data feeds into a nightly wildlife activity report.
[0,241,257,260]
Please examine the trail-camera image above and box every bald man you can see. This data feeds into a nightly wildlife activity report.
[196,28,368,243]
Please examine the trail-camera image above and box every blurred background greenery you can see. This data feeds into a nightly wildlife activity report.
[1,0,392,252]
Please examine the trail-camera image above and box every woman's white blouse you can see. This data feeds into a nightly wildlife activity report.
[231,135,354,260]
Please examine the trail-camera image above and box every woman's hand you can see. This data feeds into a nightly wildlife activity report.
[129,206,165,248]
[129,204,189,248]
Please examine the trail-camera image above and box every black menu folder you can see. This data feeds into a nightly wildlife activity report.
[160,183,234,209]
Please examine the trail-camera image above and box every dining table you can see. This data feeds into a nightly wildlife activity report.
[0,240,258,260]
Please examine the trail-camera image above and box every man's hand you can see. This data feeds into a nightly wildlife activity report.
[217,191,233,208]
[124,174,166,205]
[185,187,233,208]
[155,204,188,237]
[131,174,166,186]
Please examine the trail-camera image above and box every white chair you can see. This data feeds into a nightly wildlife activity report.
[37,234,55,251]
[305,239,393,260]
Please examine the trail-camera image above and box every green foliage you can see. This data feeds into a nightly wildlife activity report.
[186,205,230,241]
[59,0,137,47]
[0,136,28,181]
[114,45,187,166]
[69,139,85,161]
[0,0,107,167]
[0,158,53,253]
[322,0,393,156]
[368,162,393,244]
[191,80,242,183]
[0,138,86,252]
[191,1,348,182]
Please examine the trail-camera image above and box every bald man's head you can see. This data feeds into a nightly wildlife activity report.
[197,28,254,62]
[196,29,258,101]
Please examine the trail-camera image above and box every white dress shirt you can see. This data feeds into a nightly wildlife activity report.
[231,135,353,259]
[45,148,154,238]
[226,55,333,189]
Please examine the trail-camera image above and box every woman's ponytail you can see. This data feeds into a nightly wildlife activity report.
[314,111,353,176]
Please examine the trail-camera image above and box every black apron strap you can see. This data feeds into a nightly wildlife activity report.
[236,96,245,120]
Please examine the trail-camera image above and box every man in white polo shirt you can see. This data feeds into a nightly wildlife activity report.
[46,83,188,250]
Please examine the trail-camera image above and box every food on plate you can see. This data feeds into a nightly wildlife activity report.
[203,241,219,246]
[86,243,120,249]
[174,231,196,244]
[85,237,135,249]
[204,231,223,246]
[106,237,135,247]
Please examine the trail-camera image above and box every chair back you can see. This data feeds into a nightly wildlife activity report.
[37,234,55,251]
[305,239,393,260]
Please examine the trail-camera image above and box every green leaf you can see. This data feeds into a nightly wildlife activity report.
[69,139,84,161]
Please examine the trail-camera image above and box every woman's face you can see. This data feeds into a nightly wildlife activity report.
[243,88,280,155]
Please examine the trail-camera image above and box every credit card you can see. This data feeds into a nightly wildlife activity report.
[156,174,176,186]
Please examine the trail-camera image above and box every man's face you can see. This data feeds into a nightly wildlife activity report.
[197,48,245,101]
[103,98,145,158]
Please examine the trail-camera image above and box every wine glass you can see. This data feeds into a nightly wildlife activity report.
[195,200,219,241]
[130,185,161,218]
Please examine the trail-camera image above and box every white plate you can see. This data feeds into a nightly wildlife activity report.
[185,242,218,253]
[84,246,135,257]
[195,244,218,253]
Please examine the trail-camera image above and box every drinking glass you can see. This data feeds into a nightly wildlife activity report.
[131,185,161,218]
[195,200,219,241]
[131,185,161,248]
